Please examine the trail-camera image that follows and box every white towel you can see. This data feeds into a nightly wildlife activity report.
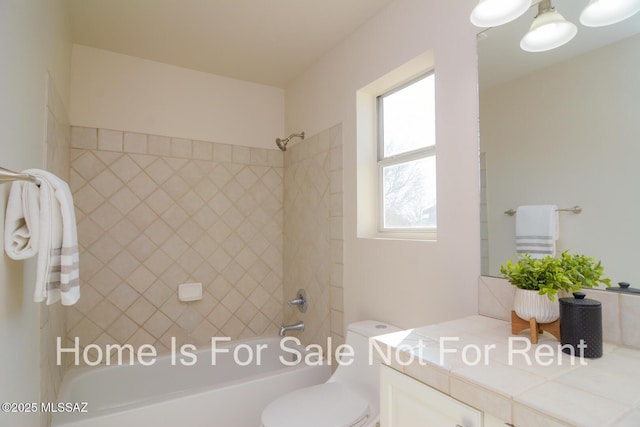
[4,169,80,305]
[515,205,559,259]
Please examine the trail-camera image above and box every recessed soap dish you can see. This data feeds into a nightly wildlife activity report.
[178,282,203,301]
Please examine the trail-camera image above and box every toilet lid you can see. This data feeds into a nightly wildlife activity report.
[261,382,370,427]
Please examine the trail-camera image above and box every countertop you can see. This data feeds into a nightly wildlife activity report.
[373,315,640,427]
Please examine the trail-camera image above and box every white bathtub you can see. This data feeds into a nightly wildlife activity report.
[52,337,330,427]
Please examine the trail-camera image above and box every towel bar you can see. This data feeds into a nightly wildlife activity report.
[0,166,38,185]
[504,206,582,216]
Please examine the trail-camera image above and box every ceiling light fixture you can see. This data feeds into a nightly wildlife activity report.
[470,0,531,27]
[580,0,640,27]
[520,0,577,52]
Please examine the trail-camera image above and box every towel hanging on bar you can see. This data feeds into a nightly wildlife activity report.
[4,169,80,305]
[515,205,559,259]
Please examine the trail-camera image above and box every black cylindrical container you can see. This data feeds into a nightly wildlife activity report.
[559,292,602,358]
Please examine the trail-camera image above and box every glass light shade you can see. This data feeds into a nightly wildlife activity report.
[470,0,531,27]
[580,0,640,27]
[520,9,578,52]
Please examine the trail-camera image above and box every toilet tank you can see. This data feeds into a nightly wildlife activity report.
[330,320,400,405]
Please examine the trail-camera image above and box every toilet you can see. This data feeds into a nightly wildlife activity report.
[261,320,400,427]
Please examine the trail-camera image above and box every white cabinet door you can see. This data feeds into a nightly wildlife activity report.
[380,364,482,427]
[484,413,511,427]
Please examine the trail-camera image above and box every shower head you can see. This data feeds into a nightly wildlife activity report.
[276,137,288,151]
[275,132,305,151]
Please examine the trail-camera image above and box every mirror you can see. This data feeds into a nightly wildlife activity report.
[478,1,640,284]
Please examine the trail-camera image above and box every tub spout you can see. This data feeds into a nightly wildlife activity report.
[279,321,304,337]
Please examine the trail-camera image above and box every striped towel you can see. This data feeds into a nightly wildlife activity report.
[4,169,80,305]
[515,205,558,259]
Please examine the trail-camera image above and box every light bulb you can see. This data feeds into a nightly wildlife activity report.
[580,0,640,27]
[520,8,577,52]
[470,0,531,27]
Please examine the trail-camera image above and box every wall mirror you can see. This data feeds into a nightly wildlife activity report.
[478,1,640,284]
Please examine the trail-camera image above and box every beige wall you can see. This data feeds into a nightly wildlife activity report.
[283,125,344,349]
[285,0,482,330]
[482,34,640,282]
[70,45,285,150]
[68,127,284,360]
[0,0,71,426]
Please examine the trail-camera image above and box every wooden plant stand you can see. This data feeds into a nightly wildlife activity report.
[511,311,560,344]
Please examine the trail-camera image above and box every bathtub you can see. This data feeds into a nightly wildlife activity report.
[52,337,330,427]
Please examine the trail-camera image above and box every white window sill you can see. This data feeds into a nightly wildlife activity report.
[358,230,437,242]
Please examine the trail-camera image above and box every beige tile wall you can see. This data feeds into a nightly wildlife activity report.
[68,127,284,360]
[479,275,640,349]
[41,72,70,426]
[283,124,344,351]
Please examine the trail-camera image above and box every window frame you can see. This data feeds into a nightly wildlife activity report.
[376,71,437,234]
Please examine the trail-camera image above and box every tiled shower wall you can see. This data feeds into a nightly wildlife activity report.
[67,127,284,359]
[41,73,70,426]
[283,124,344,350]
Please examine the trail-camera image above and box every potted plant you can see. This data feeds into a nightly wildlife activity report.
[557,251,611,293]
[500,251,610,323]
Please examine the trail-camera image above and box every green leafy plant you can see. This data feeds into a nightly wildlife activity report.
[558,251,611,292]
[500,251,610,301]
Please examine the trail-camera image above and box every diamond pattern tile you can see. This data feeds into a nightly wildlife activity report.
[144,219,173,246]
[110,154,142,182]
[73,151,106,181]
[91,202,122,230]
[128,173,156,200]
[146,158,173,185]
[90,267,121,296]
[109,315,138,343]
[127,297,156,325]
[126,266,156,293]
[110,186,140,215]
[144,311,173,339]
[107,284,139,310]
[163,174,190,199]
[69,127,284,358]
[74,184,104,214]
[110,218,139,246]
[145,188,173,215]
[283,124,344,350]
[77,217,103,247]
[67,125,343,362]
[90,169,123,198]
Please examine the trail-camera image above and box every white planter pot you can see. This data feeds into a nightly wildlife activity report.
[513,288,559,323]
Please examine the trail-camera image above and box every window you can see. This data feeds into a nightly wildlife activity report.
[377,72,436,232]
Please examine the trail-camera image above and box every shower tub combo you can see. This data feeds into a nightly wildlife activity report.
[52,337,330,427]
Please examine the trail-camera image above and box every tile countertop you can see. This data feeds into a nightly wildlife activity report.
[373,315,640,427]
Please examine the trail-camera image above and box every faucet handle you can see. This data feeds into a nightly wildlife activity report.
[287,289,308,313]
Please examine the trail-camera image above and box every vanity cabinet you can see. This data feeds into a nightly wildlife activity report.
[380,364,484,427]
[485,413,511,427]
